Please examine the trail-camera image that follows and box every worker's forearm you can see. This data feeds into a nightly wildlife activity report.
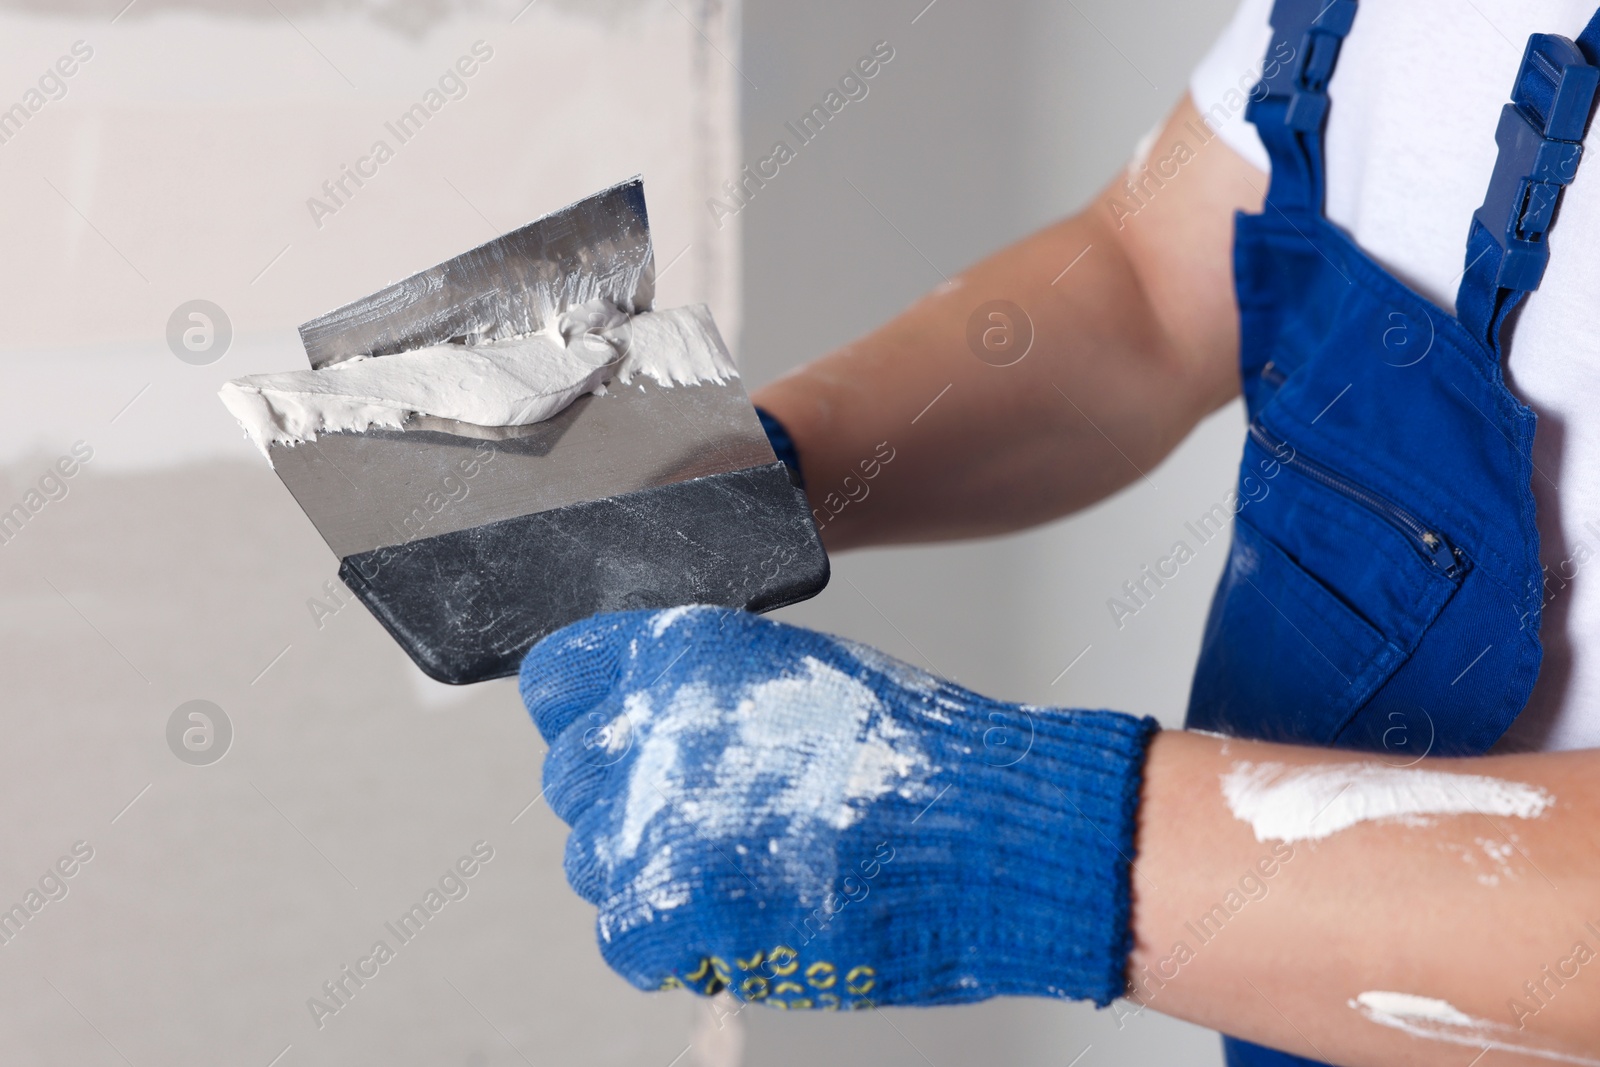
[1131,731,1600,1065]
[751,209,1189,549]
[752,96,1256,550]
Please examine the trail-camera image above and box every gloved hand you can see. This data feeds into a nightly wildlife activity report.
[519,605,1157,1009]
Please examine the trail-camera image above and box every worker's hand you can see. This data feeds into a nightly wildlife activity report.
[519,606,1157,1009]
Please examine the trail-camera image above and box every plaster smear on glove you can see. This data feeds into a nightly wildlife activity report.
[833,637,1008,727]
[597,650,935,938]
[218,301,736,456]
[1352,991,1600,1065]
[612,657,932,860]
[1223,761,1554,843]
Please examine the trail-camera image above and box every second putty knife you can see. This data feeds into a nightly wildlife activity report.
[271,177,829,684]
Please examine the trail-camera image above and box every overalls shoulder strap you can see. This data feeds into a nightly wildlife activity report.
[1249,1,1600,354]
[1246,0,1358,215]
[1457,14,1600,350]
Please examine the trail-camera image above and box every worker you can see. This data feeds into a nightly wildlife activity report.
[517,1,1600,1064]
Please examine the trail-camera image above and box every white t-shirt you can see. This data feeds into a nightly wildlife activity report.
[1191,0,1600,752]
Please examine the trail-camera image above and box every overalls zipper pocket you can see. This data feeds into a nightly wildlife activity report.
[1248,422,1469,581]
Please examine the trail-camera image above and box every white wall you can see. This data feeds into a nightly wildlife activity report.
[0,3,748,1064]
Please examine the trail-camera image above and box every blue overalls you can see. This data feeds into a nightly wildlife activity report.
[1183,2,1600,1064]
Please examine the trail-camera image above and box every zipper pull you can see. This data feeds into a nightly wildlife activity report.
[1419,529,1466,577]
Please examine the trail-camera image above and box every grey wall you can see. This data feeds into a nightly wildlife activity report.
[741,0,1246,1063]
[0,4,748,1065]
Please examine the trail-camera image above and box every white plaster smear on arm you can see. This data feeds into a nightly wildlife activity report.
[1352,991,1600,1065]
[218,301,737,456]
[1222,761,1554,843]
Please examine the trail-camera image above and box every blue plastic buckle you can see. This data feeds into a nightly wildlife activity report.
[1254,0,1357,131]
[1474,34,1599,291]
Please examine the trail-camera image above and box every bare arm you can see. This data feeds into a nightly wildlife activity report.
[752,96,1261,549]
[1134,732,1600,1066]
[753,94,1600,1062]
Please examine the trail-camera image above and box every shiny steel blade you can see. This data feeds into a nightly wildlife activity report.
[298,176,655,369]
[276,176,774,560]
[269,375,776,559]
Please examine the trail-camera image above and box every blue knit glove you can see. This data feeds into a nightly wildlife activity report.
[519,606,1157,1009]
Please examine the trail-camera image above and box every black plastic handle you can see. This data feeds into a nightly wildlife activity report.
[338,462,829,684]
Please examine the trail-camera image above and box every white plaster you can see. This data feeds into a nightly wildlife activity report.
[219,301,736,456]
[1352,990,1600,1066]
[1222,761,1554,843]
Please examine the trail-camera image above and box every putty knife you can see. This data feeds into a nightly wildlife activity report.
[272,177,829,684]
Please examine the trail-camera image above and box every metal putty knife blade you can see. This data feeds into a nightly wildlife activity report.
[272,177,828,684]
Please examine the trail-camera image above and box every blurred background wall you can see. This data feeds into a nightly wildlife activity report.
[0,0,1243,1063]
